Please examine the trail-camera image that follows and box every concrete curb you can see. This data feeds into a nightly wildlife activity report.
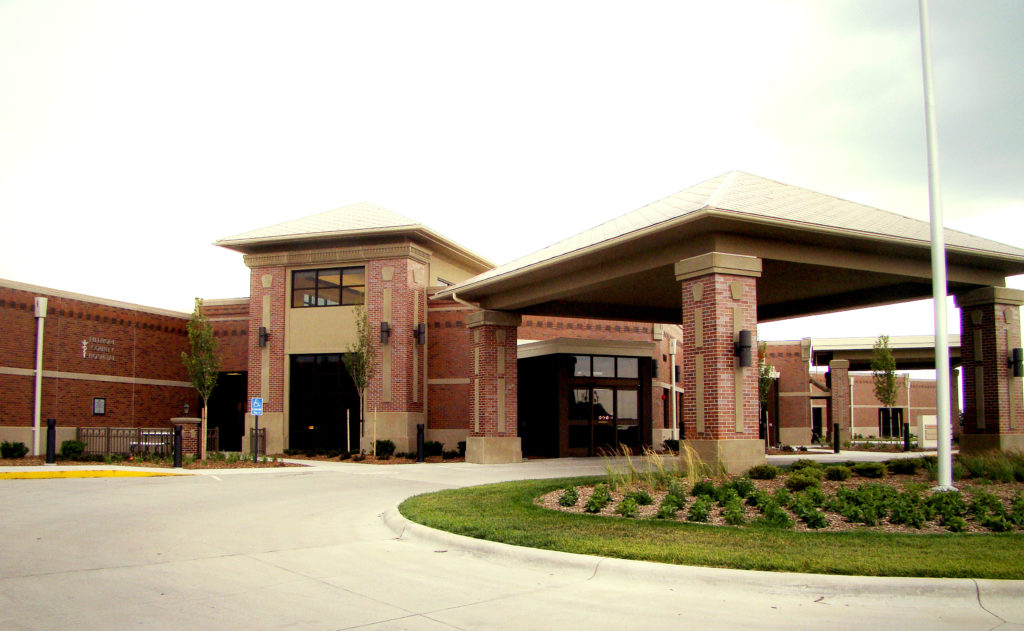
[383,506,1024,600]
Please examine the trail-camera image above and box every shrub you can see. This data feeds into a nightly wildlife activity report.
[889,491,926,529]
[662,439,680,453]
[725,476,755,499]
[375,440,396,458]
[944,515,967,533]
[886,458,919,475]
[691,479,716,498]
[625,489,654,506]
[755,501,794,529]
[423,441,444,457]
[722,497,746,525]
[789,459,820,472]
[656,502,681,520]
[687,496,712,522]
[969,491,1007,521]
[790,492,827,529]
[785,473,821,492]
[1009,493,1024,527]
[928,491,967,528]
[824,465,852,481]
[715,487,740,507]
[442,450,460,460]
[771,488,791,507]
[851,462,887,478]
[746,489,770,508]
[615,497,639,518]
[338,451,352,460]
[558,486,579,507]
[746,464,779,480]
[457,441,466,457]
[0,441,29,459]
[59,440,86,460]
[584,484,611,513]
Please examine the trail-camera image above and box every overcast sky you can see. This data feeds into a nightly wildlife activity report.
[2,0,1022,345]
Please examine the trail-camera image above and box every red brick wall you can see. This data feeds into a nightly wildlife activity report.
[0,284,199,429]
[519,316,652,341]
[202,301,249,373]
[427,300,472,430]
[960,301,1024,435]
[247,268,286,413]
[764,341,811,430]
[680,273,759,441]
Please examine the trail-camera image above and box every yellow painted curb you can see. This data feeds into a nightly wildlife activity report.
[0,470,187,479]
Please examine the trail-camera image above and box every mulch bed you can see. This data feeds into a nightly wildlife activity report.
[287,454,465,465]
[0,456,300,469]
[537,471,1023,534]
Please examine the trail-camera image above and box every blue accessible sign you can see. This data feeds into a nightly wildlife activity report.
[251,397,263,416]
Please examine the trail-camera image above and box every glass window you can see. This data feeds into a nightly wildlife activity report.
[572,355,591,377]
[592,388,614,422]
[616,357,639,379]
[592,356,615,378]
[291,267,365,308]
[569,388,590,421]
[616,389,638,423]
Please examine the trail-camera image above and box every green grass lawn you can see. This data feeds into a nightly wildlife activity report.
[399,476,1024,579]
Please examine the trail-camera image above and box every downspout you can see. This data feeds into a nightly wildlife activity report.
[449,292,480,310]
[33,297,48,456]
[670,338,678,440]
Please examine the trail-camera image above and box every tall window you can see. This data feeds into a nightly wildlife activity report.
[292,267,365,308]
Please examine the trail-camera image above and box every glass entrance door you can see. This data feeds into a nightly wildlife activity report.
[568,386,640,456]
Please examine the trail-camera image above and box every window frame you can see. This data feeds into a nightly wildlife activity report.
[291,266,365,308]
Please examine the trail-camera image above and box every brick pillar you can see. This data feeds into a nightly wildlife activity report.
[466,309,522,464]
[828,359,851,443]
[675,253,765,474]
[171,418,200,456]
[955,287,1024,452]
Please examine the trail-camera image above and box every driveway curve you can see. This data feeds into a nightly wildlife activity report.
[0,456,1020,631]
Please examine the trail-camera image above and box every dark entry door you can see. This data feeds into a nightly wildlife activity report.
[289,354,360,452]
[568,386,640,456]
[207,371,247,451]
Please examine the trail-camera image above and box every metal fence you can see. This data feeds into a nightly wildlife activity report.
[76,427,173,457]
[249,427,266,456]
[206,427,219,453]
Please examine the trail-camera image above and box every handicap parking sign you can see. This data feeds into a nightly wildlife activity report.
[251,397,263,416]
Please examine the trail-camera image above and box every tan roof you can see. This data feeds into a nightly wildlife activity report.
[444,171,1024,294]
[216,202,494,271]
[216,202,421,245]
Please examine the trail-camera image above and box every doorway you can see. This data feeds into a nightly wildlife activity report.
[878,408,904,438]
[207,371,247,451]
[568,386,640,456]
[289,354,360,452]
[812,406,824,445]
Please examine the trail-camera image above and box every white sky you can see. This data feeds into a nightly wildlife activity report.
[2,1,1022,348]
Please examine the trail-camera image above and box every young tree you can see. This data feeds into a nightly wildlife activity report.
[871,335,898,437]
[343,305,376,454]
[757,341,775,446]
[181,298,220,460]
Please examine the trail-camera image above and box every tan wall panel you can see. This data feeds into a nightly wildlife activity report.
[287,306,359,354]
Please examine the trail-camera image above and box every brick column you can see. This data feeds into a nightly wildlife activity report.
[676,253,765,474]
[828,359,851,443]
[466,309,522,464]
[955,287,1024,452]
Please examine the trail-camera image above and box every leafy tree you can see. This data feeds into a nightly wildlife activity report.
[181,298,220,460]
[758,340,775,445]
[343,305,376,454]
[871,335,898,436]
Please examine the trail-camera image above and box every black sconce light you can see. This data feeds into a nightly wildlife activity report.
[258,326,269,348]
[734,329,754,367]
[183,402,190,416]
[1010,347,1023,378]
[414,323,426,345]
[380,321,391,344]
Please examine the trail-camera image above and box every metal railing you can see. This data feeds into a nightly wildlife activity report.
[249,427,266,456]
[76,427,173,457]
[206,427,219,453]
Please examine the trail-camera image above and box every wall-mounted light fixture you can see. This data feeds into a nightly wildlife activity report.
[734,329,754,367]
[1010,347,1023,378]
[258,326,270,348]
[414,323,426,345]
[380,321,391,344]
[183,402,190,416]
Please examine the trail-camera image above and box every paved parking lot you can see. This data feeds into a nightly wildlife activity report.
[0,455,1020,630]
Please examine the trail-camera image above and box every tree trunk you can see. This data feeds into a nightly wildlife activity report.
[201,402,208,460]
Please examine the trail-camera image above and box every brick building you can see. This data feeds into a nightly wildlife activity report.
[4,172,1023,468]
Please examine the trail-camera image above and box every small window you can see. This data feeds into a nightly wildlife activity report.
[292,267,365,308]
[572,355,591,377]
[592,356,615,378]
[93,398,106,416]
[616,357,639,379]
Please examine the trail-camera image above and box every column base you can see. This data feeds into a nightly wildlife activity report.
[465,436,523,464]
[959,434,1024,453]
[683,439,765,475]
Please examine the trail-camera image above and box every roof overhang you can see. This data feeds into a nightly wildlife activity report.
[810,335,963,371]
[517,337,657,360]
[437,208,1024,323]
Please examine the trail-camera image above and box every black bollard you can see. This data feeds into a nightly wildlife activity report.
[832,422,840,454]
[903,422,911,452]
[173,425,182,468]
[416,423,425,463]
[45,418,56,465]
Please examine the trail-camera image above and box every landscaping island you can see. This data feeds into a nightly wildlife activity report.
[400,452,1024,579]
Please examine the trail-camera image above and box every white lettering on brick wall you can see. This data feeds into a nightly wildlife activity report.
[81,336,116,361]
